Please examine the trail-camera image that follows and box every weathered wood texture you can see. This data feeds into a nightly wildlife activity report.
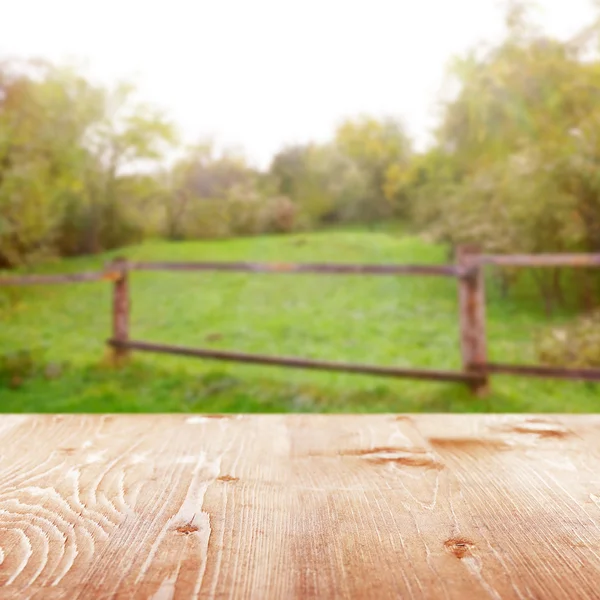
[111,258,130,365]
[0,414,599,599]
[108,339,479,383]
[0,271,120,286]
[457,246,489,396]
[478,253,600,267]
[129,260,463,277]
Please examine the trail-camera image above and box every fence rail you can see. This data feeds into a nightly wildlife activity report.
[108,339,480,383]
[485,363,600,382]
[479,253,600,267]
[0,270,121,286]
[2,247,600,396]
[128,260,464,277]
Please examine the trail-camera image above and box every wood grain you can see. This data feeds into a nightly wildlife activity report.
[457,245,488,396]
[0,414,598,599]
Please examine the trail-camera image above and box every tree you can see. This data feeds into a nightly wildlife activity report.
[421,0,600,251]
[76,80,177,253]
[334,116,412,221]
[269,145,310,199]
[408,1,600,309]
[0,59,177,265]
[268,119,412,227]
[0,60,91,265]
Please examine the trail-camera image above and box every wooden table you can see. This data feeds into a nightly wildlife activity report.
[0,414,599,599]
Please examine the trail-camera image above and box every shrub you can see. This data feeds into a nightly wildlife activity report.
[0,349,40,388]
[537,310,600,368]
[182,199,231,239]
[258,196,296,234]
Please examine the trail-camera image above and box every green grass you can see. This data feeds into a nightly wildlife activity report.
[0,231,597,413]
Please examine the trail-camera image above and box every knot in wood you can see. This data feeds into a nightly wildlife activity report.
[444,538,474,559]
[175,524,199,535]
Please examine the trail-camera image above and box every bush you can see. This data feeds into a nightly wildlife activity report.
[174,193,297,240]
[537,310,600,368]
[0,349,40,388]
[181,199,231,239]
[258,196,296,234]
[56,196,144,257]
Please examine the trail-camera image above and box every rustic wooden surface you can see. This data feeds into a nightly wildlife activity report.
[457,246,489,396]
[0,414,599,599]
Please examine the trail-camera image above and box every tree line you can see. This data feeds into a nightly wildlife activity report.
[0,59,408,263]
[2,3,600,296]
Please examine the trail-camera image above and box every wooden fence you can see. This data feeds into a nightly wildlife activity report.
[2,246,600,396]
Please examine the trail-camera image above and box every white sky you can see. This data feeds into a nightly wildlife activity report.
[0,0,597,167]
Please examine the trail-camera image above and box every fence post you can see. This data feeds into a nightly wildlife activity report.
[111,257,130,366]
[457,246,489,396]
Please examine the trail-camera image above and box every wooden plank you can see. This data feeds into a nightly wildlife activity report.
[0,271,119,286]
[129,260,463,277]
[111,258,130,365]
[457,246,489,396]
[486,362,600,382]
[478,253,600,267]
[0,414,598,599]
[107,339,479,384]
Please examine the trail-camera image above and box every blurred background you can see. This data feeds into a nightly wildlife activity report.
[1,0,600,413]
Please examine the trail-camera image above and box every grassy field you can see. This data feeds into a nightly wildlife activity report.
[0,230,597,413]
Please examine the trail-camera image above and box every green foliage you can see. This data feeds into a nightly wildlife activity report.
[335,116,412,220]
[1,233,597,412]
[0,60,176,266]
[537,310,600,367]
[423,2,600,250]
[405,2,600,310]
[4,2,600,280]
[162,142,297,240]
[0,61,87,266]
[6,1,600,380]
[0,349,41,388]
[267,118,412,228]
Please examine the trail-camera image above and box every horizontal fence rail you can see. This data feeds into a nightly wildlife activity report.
[0,270,121,286]
[479,253,600,267]
[128,260,465,277]
[108,339,481,383]
[486,363,600,382]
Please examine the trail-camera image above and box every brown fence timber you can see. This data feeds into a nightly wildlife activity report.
[111,258,130,365]
[108,339,479,383]
[479,253,600,267]
[485,363,600,382]
[457,246,489,396]
[128,260,464,277]
[0,270,121,286]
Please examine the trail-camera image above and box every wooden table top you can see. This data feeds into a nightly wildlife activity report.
[0,414,599,599]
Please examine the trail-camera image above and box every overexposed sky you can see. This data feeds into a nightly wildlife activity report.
[1,0,597,167]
